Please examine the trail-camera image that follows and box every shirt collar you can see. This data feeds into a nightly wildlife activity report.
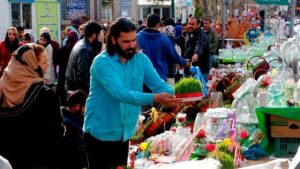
[112,53,121,62]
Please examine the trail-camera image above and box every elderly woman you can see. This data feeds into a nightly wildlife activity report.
[0,43,64,169]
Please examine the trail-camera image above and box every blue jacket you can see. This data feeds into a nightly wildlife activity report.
[137,28,187,80]
[83,51,174,141]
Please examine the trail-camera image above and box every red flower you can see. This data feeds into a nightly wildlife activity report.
[206,143,216,152]
[240,130,248,139]
[116,166,124,169]
[196,129,206,139]
[261,75,271,87]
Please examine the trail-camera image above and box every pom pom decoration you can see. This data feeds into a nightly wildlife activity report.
[240,130,248,139]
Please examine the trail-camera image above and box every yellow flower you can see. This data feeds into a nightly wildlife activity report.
[223,138,232,146]
[140,142,148,151]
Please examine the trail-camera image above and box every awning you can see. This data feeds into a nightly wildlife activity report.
[254,0,290,5]
[9,0,35,2]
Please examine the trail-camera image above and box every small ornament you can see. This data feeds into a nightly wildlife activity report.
[240,130,248,139]
[287,100,296,107]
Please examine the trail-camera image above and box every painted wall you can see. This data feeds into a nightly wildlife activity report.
[0,1,11,41]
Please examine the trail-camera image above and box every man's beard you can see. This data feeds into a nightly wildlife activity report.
[115,42,136,60]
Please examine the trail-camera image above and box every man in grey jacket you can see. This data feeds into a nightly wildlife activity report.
[65,21,102,93]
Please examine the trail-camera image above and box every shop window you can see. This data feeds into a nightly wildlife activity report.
[153,8,160,16]
[162,7,170,20]
[143,7,151,19]
[11,3,32,29]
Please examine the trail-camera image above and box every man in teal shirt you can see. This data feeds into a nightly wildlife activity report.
[83,17,180,169]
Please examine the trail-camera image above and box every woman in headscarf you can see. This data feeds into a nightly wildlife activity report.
[38,32,56,86]
[57,31,78,105]
[0,43,64,169]
[0,27,23,77]
[22,32,35,44]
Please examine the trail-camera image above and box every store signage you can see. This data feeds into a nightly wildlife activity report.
[66,0,86,19]
[254,0,290,5]
[36,1,59,41]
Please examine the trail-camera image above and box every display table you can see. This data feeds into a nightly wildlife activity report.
[242,158,289,169]
[256,107,300,153]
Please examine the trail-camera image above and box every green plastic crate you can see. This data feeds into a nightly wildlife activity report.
[274,137,300,157]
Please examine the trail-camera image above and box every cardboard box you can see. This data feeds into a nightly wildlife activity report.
[270,115,300,138]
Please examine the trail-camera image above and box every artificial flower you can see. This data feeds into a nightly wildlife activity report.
[140,142,148,151]
[224,138,232,146]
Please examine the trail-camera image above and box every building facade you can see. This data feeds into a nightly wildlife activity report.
[138,0,172,20]
[0,0,60,43]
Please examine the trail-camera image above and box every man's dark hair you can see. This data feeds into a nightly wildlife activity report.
[189,16,201,25]
[67,89,87,107]
[163,18,175,27]
[203,18,211,23]
[16,26,24,32]
[137,19,143,25]
[147,13,161,28]
[84,21,102,38]
[106,17,136,56]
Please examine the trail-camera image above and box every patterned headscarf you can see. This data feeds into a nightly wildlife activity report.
[0,43,44,107]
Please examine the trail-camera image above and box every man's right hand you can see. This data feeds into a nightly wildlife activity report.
[153,93,181,108]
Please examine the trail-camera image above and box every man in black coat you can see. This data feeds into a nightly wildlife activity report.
[65,21,102,93]
[184,16,210,78]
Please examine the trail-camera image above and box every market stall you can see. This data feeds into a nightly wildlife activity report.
[123,17,300,169]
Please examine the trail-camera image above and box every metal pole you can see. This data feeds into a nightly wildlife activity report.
[264,5,267,34]
[171,0,175,18]
[290,0,296,38]
[222,0,227,48]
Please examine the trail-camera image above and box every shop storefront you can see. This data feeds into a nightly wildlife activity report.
[0,0,60,43]
[138,0,171,20]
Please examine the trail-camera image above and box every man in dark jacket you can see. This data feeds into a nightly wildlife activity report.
[65,21,102,93]
[203,18,218,69]
[184,16,209,78]
[61,89,88,169]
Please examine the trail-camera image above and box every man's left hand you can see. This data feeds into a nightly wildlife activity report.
[191,54,199,62]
